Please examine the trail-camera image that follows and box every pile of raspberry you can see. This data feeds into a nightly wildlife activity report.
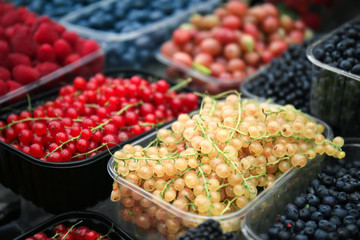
[0,1,101,97]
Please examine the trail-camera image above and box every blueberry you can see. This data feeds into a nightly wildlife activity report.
[323,196,336,206]
[308,194,320,207]
[304,227,315,237]
[351,64,360,75]
[299,208,311,221]
[339,60,352,71]
[313,48,325,60]
[311,211,323,222]
[333,208,348,219]
[295,220,306,232]
[319,204,332,218]
[294,234,308,240]
[346,224,359,235]
[337,227,350,239]
[278,231,291,240]
[314,229,328,240]
[268,227,280,238]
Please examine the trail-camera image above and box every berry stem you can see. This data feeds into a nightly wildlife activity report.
[160,168,193,199]
[45,134,82,159]
[169,78,192,92]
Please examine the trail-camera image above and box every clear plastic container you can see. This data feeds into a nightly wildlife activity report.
[156,50,269,95]
[241,138,359,240]
[306,16,360,137]
[59,0,221,69]
[107,117,333,240]
[0,48,104,108]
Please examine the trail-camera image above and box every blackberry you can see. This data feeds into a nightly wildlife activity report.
[178,220,239,240]
[244,40,314,113]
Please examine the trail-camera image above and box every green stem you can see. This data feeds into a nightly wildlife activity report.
[169,78,192,92]
[220,196,237,215]
[45,134,82,159]
[160,168,193,198]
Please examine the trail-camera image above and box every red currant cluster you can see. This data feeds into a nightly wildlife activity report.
[26,223,110,240]
[0,73,199,162]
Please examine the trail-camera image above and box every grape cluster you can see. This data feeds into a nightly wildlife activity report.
[243,41,313,113]
[0,73,198,162]
[261,156,360,240]
[178,219,239,240]
[110,90,344,239]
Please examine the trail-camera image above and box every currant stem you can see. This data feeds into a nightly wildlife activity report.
[45,134,82,159]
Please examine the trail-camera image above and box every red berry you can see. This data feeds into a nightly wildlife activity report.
[125,111,139,126]
[19,129,33,145]
[33,232,47,240]
[172,28,191,46]
[76,138,89,153]
[47,152,61,162]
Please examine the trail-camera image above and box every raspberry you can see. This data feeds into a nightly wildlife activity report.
[62,31,79,48]
[54,24,66,35]
[0,40,9,57]
[80,39,99,57]
[11,25,37,57]
[8,53,31,68]
[6,80,22,91]
[0,67,10,80]
[37,44,55,62]
[0,80,8,96]
[0,9,20,28]
[53,39,71,61]
[12,65,40,85]
[64,54,80,65]
[34,23,59,44]
[0,28,6,41]
[35,62,59,77]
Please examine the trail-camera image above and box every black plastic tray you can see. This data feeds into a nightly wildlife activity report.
[0,69,193,214]
[13,211,134,240]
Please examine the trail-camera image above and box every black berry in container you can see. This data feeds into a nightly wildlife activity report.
[242,138,359,240]
[241,40,314,113]
[306,16,360,137]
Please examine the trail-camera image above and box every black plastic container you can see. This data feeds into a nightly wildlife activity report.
[13,211,134,240]
[0,69,193,214]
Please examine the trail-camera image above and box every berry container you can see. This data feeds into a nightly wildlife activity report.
[155,50,268,95]
[0,47,104,108]
[13,211,134,240]
[306,16,360,137]
[0,69,194,215]
[241,138,358,239]
[107,117,333,240]
[59,0,221,69]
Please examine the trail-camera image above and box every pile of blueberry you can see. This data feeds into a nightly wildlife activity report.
[243,40,313,113]
[260,157,360,240]
[72,0,212,34]
[313,22,360,75]
[12,0,99,19]
[178,220,239,240]
[62,0,219,68]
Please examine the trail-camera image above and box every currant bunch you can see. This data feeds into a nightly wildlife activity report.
[25,222,111,240]
[110,90,344,239]
[0,73,199,162]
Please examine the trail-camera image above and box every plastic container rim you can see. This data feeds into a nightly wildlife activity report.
[241,137,359,240]
[306,15,360,82]
[59,0,220,43]
[107,114,333,223]
[0,48,104,105]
